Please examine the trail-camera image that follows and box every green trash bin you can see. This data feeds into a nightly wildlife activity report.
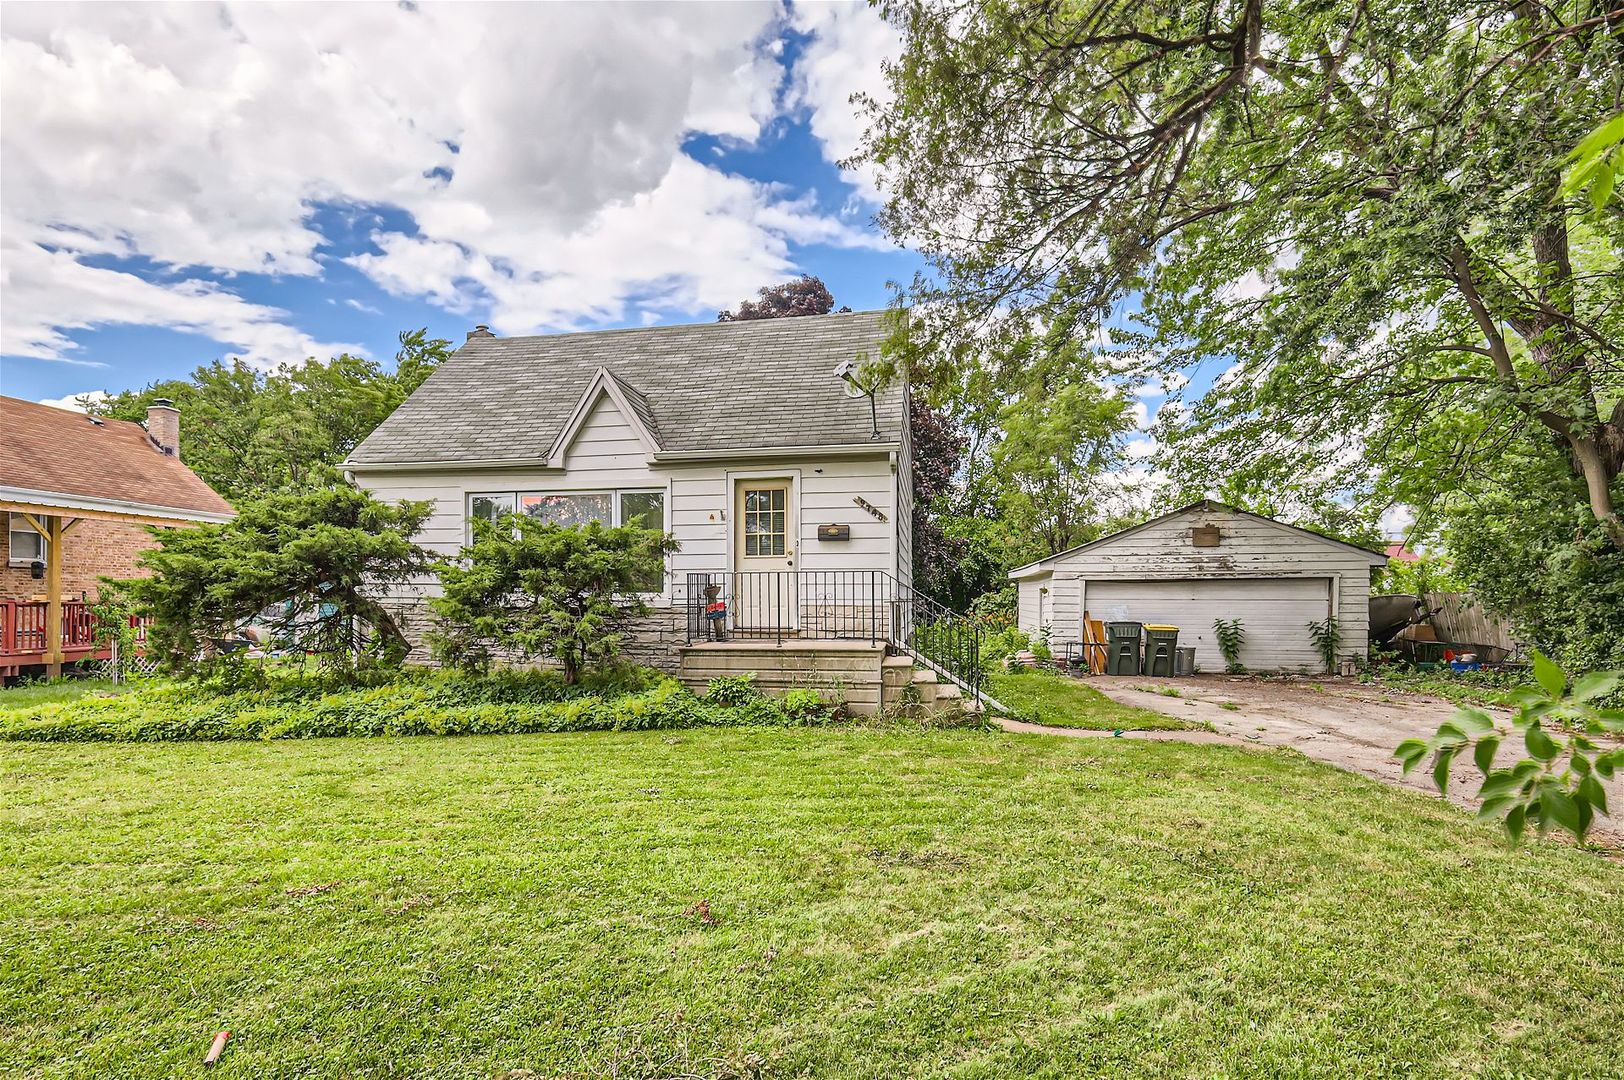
[1105,622,1144,676]
[1143,624,1180,677]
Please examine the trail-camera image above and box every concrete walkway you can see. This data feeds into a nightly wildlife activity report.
[998,673,1624,847]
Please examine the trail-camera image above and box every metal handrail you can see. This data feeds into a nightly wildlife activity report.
[682,570,983,704]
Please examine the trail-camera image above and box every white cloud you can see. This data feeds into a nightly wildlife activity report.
[1379,504,1416,541]
[2,1,885,365]
[0,239,363,366]
[35,389,109,412]
[788,2,898,202]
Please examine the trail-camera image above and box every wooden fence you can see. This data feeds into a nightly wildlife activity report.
[1422,591,1520,655]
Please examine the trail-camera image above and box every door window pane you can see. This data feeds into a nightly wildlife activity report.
[743,487,786,557]
[618,491,664,531]
[521,492,612,527]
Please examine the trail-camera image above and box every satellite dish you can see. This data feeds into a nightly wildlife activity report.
[833,359,865,398]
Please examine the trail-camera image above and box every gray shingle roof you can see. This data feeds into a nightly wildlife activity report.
[348,310,904,465]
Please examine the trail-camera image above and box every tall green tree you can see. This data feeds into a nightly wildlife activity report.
[94,328,453,500]
[859,1,1623,543]
[992,380,1134,557]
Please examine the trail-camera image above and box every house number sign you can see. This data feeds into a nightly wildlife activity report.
[853,496,887,522]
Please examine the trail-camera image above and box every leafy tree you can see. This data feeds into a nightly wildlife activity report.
[1398,652,1623,845]
[94,328,453,500]
[1446,443,1624,672]
[908,397,968,601]
[992,380,1134,557]
[431,517,678,684]
[858,1,1624,543]
[1373,555,1469,599]
[717,275,852,321]
[1562,113,1624,216]
[119,477,434,678]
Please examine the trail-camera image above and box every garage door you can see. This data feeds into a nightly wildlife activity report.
[1085,577,1332,673]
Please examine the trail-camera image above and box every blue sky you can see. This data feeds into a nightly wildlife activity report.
[0,2,926,405]
[0,0,1207,514]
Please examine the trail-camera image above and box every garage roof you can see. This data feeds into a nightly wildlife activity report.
[1008,500,1389,579]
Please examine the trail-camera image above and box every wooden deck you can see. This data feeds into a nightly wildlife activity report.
[0,600,149,678]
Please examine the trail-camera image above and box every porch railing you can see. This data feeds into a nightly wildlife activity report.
[682,570,983,703]
[0,600,150,658]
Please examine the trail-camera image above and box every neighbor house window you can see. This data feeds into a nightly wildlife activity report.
[466,489,667,589]
[8,514,45,567]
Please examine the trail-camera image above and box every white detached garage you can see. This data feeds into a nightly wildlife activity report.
[1010,501,1389,673]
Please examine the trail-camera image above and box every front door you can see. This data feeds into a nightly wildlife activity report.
[733,479,796,633]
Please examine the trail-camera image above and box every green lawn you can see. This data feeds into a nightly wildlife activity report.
[0,677,133,709]
[4,730,1620,1077]
[987,670,1200,731]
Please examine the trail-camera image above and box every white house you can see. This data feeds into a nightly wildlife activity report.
[344,311,976,714]
[1010,501,1389,673]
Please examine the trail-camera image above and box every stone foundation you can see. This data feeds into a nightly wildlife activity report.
[388,600,687,675]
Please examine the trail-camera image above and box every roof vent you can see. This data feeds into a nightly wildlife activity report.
[86,415,104,426]
[467,324,494,340]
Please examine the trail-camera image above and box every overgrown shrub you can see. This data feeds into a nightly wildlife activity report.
[981,626,1033,667]
[0,667,834,743]
[781,688,836,723]
[118,477,436,680]
[968,585,1017,626]
[431,516,678,683]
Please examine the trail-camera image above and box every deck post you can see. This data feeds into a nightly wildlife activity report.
[44,515,63,678]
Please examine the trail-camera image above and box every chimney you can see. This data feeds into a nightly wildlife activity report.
[467,324,495,340]
[147,398,180,459]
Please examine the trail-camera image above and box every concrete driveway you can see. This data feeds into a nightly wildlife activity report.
[1007,673,1624,848]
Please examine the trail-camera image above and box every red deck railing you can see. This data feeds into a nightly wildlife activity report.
[0,600,151,661]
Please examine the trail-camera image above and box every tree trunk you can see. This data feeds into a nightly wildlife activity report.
[1569,433,1624,548]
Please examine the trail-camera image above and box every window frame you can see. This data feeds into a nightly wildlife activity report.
[464,487,670,595]
[7,513,46,568]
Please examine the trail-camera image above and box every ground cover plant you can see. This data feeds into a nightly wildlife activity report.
[986,669,1200,732]
[0,667,847,743]
[2,728,1620,1078]
[1358,665,1530,708]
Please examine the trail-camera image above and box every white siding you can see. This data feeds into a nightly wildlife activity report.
[349,394,905,612]
[1014,508,1382,671]
[799,457,895,572]
[1017,573,1052,633]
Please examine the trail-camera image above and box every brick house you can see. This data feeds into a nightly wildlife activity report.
[1,395,233,678]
